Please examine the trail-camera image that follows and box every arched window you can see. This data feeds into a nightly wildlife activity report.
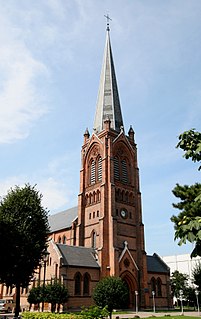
[83,273,90,295]
[92,230,96,248]
[63,235,66,244]
[121,159,128,184]
[58,236,61,244]
[157,277,162,297]
[90,160,96,184]
[98,157,102,181]
[93,191,96,203]
[97,190,101,202]
[114,156,120,180]
[74,272,82,295]
[151,277,156,294]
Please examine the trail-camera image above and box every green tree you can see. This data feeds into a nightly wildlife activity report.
[192,262,201,292]
[93,276,129,319]
[44,281,69,313]
[27,286,43,311]
[171,129,201,257]
[177,129,201,171]
[170,270,189,305]
[171,183,201,257]
[0,184,50,317]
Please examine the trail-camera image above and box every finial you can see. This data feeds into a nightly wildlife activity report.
[104,14,112,31]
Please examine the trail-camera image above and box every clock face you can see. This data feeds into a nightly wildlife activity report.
[120,209,128,219]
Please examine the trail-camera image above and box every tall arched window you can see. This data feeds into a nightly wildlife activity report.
[151,277,156,294]
[98,157,102,181]
[157,277,162,297]
[83,273,90,295]
[90,160,96,184]
[92,230,96,248]
[58,236,61,244]
[63,235,66,244]
[74,272,82,295]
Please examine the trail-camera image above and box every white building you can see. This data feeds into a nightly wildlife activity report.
[162,254,201,284]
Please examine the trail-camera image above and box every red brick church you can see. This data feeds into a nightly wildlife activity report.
[46,25,172,310]
[0,25,172,311]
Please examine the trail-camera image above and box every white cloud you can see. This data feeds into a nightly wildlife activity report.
[0,9,48,144]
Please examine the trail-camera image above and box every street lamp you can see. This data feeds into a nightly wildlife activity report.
[179,290,184,315]
[195,289,200,316]
[152,291,155,313]
[135,291,138,313]
[42,250,50,312]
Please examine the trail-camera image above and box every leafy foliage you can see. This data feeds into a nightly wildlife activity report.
[170,270,189,299]
[21,312,82,319]
[171,183,201,257]
[27,286,43,308]
[81,305,109,319]
[177,129,201,170]
[44,281,69,313]
[93,276,129,318]
[0,184,50,316]
[192,262,201,291]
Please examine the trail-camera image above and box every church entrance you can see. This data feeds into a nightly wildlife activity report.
[121,272,138,309]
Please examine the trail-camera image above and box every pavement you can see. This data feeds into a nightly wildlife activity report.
[112,311,200,318]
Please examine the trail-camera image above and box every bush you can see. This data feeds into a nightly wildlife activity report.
[81,305,109,319]
[21,312,82,319]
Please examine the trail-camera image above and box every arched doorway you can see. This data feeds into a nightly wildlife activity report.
[121,272,138,309]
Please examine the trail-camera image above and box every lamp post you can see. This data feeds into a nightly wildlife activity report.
[42,250,50,312]
[195,289,200,316]
[135,291,138,313]
[179,290,184,315]
[152,291,155,313]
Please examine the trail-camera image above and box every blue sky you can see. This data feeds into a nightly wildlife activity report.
[0,0,200,257]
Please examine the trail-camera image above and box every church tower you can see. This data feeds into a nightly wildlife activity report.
[78,24,149,307]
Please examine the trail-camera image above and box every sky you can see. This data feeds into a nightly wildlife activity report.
[0,0,200,257]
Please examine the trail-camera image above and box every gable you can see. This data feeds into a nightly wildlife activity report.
[147,253,170,274]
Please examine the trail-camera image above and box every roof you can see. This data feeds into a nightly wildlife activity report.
[48,206,78,233]
[56,244,100,268]
[93,29,123,134]
[147,253,170,274]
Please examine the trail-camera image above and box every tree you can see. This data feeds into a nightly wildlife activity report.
[192,262,201,292]
[0,184,50,317]
[44,281,69,312]
[27,286,43,311]
[177,129,201,171]
[93,276,129,319]
[170,270,189,303]
[171,129,201,257]
[171,183,201,257]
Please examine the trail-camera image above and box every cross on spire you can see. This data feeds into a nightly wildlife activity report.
[104,14,112,31]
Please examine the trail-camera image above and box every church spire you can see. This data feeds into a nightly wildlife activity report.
[93,20,124,134]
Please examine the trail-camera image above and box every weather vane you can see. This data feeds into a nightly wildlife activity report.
[104,14,112,31]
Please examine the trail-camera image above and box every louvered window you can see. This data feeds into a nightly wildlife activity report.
[121,159,128,184]
[98,157,102,181]
[114,157,120,180]
[90,160,96,184]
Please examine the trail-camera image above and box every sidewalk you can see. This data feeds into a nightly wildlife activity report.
[112,311,200,318]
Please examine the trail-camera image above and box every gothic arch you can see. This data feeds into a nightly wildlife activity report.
[120,271,138,308]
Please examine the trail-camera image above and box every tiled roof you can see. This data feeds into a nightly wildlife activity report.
[48,206,78,233]
[93,29,123,134]
[147,253,170,274]
[56,244,100,268]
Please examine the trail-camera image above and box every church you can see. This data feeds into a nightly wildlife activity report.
[0,24,172,311]
[44,24,172,310]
